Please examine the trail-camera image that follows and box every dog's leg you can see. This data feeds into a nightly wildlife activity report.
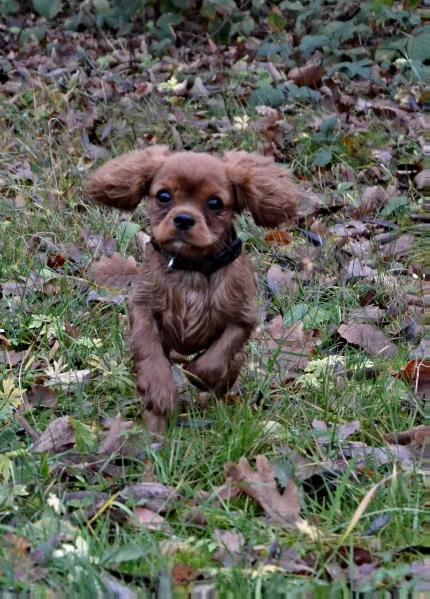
[186,323,252,395]
[129,303,177,434]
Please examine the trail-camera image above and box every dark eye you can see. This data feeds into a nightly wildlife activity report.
[207,197,224,212]
[156,190,172,204]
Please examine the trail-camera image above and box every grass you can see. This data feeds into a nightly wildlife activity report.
[0,40,425,596]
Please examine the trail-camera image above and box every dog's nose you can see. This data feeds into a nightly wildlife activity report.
[173,213,195,230]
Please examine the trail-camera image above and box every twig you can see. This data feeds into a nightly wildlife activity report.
[15,412,40,441]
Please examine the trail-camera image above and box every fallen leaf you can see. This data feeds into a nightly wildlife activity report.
[190,76,209,98]
[296,191,326,218]
[338,323,398,358]
[278,548,315,574]
[4,533,31,558]
[213,529,245,567]
[121,483,179,513]
[87,289,126,306]
[329,221,368,237]
[0,349,28,366]
[266,265,297,297]
[343,442,413,470]
[80,227,117,257]
[45,369,92,387]
[31,416,75,453]
[133,507,170,531]
[410,558,430,581]
[159,539,194,557]
[354,185,389,216]
[382,234,415,258]
[343,238,371,257]
[312,419,360,445]
[89,253,141,289]
[101,575,138,599]
[225,455,301,527]
[345,259,377,281]
[25,385,58,409]
[99,415,141,458]
[50,453,125,480]
[264,230,293,245]
[384,425,427,445]
[346,306,386,324]
[257,318,319,382]
[171,563,198,584]
[288,63,325,87]
[279,446,347,481]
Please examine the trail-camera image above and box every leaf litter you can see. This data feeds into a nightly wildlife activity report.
[0,0,425,593]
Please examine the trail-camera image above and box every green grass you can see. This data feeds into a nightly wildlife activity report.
[0,53,424,596]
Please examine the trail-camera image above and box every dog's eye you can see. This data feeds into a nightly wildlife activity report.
[156,190,172,204]
[207,197,224,212]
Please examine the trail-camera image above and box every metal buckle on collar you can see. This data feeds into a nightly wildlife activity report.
[167,256,175,272]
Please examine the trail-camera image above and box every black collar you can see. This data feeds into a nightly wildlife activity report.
[151,230,242,276]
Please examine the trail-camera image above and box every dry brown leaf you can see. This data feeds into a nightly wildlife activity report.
[400,360,430,385]
[0,349,28,367]
[171,563,198,584]
[31,416,75,453]
[225,455,301,527]
[213,529,245,567]
[264,230,293,245]
[133,507,170,531]
[345,259,377,281]
[25,385,58,409]
[121,482,179,513]
[80,227,117,257]
[329,221,368,237]
[382,234,415,258]
[258,318,318,381]
[355,185,389,216]
[266,265,297,297]
[287,58,325,87]
[99,415,141,458]
[89,253,141,289]
[347,306,386,324]
[338,323,398,358]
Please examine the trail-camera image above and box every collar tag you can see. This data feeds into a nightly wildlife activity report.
[167,256,175,272]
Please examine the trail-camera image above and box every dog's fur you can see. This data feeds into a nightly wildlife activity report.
[87,146,299,433]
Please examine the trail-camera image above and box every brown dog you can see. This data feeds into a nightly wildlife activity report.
[87,146,299,433]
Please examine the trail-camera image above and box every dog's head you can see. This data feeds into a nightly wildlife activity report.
[87,146,299,258]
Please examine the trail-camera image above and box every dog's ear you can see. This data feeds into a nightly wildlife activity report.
[86,145,170,210]
[224,151,299,227]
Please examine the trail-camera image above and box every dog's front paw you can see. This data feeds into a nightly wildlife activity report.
[186,356,230,394]
[137,370,177,434]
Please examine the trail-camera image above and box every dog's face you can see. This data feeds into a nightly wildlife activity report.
[87,146,300,258]
[148,154,235,257]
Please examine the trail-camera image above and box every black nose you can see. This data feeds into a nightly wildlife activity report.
[174,213,195,230]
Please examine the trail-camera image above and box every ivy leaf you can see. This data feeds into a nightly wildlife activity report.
[248,85,285,107]
[286,84,321,102]
[313,148,333,167]
[32,0,62,19]
[380,196,408,217]
[257,42,281,57]
[299,35,330,59]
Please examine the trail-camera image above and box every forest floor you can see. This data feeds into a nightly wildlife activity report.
[0,3,427,596]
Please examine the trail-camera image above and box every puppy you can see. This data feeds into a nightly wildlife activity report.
[87,146,299,433]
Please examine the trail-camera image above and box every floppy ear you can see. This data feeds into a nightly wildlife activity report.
[224,151,299,227]
[86,145,170,210]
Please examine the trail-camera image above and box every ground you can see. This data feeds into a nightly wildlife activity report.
[0,2,427,595]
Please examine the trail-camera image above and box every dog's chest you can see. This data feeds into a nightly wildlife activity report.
[159,275,224,352]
